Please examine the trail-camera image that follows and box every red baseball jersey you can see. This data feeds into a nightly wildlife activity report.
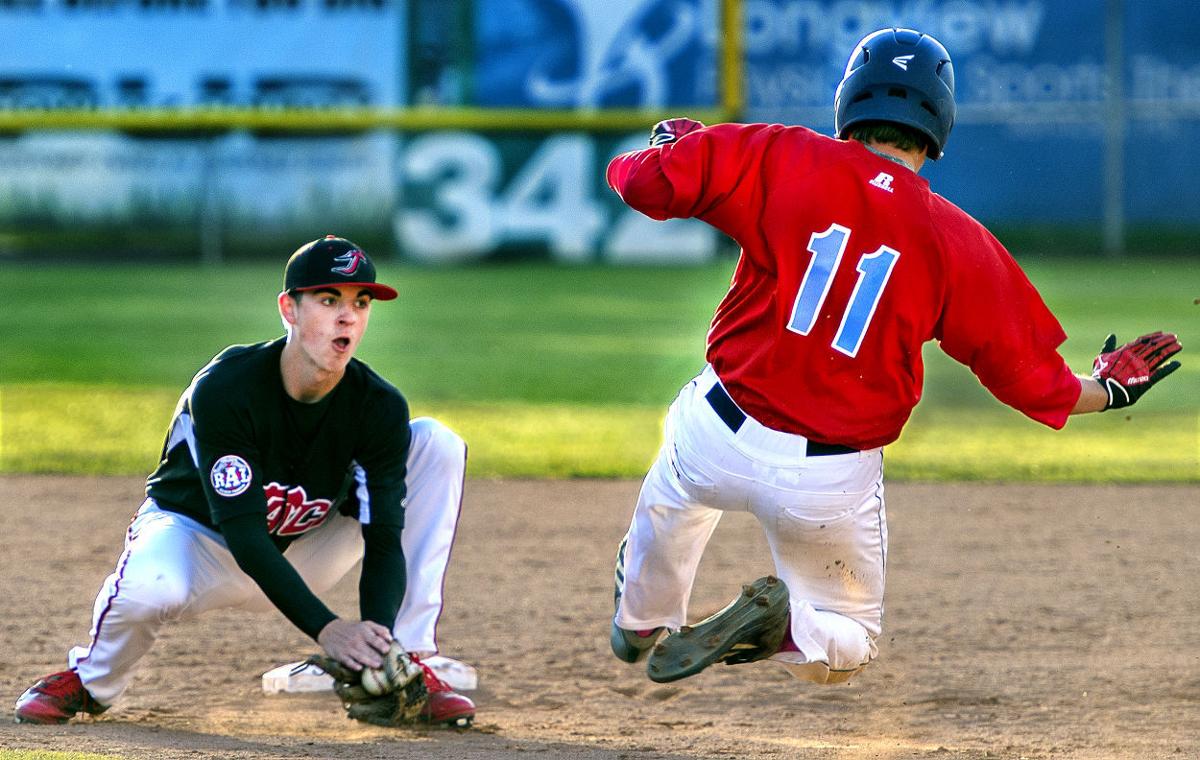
[607,123,1082,450]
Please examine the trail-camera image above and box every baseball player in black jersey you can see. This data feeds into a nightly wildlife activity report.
[14,236,475,727]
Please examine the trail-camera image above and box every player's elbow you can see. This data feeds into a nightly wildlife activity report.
[619,179,674,221]
[982,358,1079,429]
[607,153,675,220]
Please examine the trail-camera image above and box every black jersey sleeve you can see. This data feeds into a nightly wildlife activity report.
[345,377,412,628]
[350,388,411,528]
[218,512,338,640]
[191,374,270,524]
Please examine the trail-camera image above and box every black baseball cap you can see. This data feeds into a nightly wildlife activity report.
[283,235,398,301]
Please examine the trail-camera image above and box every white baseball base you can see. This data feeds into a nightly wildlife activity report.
[261,660,333,694]
[262,655,478,694]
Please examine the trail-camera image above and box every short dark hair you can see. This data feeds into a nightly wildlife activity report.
[848,122,930,154]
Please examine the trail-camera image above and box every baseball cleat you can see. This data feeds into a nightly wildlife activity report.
[609,534,666,663]
[610,622,665,663]
[417,658,475,728]
[646,575,790,683]
[14,670,109,724]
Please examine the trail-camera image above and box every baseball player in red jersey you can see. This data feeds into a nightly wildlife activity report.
[605,28,1183,686]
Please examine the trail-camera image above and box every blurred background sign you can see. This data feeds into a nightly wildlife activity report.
[0,0,1196,263]
[397,131,717,263]
[469,0,720,108]
[0,1,406,109]
[742,0,1200,244]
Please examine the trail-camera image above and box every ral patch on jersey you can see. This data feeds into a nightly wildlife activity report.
[210,455,253,497]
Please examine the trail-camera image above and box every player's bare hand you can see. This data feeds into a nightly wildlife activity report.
[1092,331,1182,410]
[317,618,393,671]
[650,117,705,147]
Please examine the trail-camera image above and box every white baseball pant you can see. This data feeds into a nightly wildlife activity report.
[615,366,887,684]
[69,417,466,705]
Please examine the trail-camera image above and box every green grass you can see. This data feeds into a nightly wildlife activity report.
[0,259,1195,481]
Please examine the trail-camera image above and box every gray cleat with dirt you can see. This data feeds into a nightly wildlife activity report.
[645,575,790,683]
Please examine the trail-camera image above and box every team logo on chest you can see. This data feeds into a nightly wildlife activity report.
[263,482,334,536]
[210,455,253,497]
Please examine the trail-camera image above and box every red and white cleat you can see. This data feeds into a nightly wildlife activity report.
[14,670,109,725]
[415,657,475,728]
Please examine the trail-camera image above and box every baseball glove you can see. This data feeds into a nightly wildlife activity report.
[1091,331,1182,410]
[306,642,428,727]
[649,117,705,147]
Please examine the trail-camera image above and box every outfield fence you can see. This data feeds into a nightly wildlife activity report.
[0,0,1197,263]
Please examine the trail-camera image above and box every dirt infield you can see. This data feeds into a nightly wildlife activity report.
[1,476,1197,760]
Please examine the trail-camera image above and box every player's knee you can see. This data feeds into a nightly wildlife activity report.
[775,637,875,685]
[409,417,467,466]
[117,575,191,622]
[825,631,876,675]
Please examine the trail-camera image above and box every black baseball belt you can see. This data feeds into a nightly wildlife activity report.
[704,383,859,457]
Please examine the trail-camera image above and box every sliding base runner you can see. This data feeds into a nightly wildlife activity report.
[604,27,1182,690]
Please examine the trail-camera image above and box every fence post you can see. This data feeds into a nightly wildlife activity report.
[1103,0,1126,258]
[199,136,223,265]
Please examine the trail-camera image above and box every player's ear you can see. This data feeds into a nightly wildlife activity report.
[278,290,299,331]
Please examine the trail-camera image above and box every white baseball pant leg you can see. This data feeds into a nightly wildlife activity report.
[615,366,886,685]
[388,417,467,655]
[70,417,466,705]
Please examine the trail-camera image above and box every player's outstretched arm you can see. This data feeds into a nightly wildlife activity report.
[606,119,704,207]
[1072,331,1183,414]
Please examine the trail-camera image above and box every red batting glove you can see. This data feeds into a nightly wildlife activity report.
[649,117,705,147]
[1091,331,1182,410]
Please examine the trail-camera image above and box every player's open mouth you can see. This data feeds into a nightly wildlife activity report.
[332,337,351,352]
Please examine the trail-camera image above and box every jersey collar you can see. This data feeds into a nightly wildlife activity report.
[863,144,917,173]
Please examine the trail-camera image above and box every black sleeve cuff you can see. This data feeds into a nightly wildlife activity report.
[359,521,406,628]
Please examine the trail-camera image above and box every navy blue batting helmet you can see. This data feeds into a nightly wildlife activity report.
[834,28,956,159]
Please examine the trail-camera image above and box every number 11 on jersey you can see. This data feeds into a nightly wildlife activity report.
[786,224,900,358]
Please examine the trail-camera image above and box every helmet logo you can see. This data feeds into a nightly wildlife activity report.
[892,54,915,70]
[331,249,366,276]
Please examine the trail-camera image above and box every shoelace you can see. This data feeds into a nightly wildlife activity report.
[413,657,451,693]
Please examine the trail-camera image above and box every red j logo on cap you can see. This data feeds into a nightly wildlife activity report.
[332,249,366,276]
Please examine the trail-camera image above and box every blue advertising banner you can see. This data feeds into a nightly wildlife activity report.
[0,0,406,109]
[473,0,720,108]
[0,0,1196,261]
[740,0,1200,225]
[0,1,406,255]
[744,2,1104,123]
[1124,1,1200,223]
[466,0,1200,227]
